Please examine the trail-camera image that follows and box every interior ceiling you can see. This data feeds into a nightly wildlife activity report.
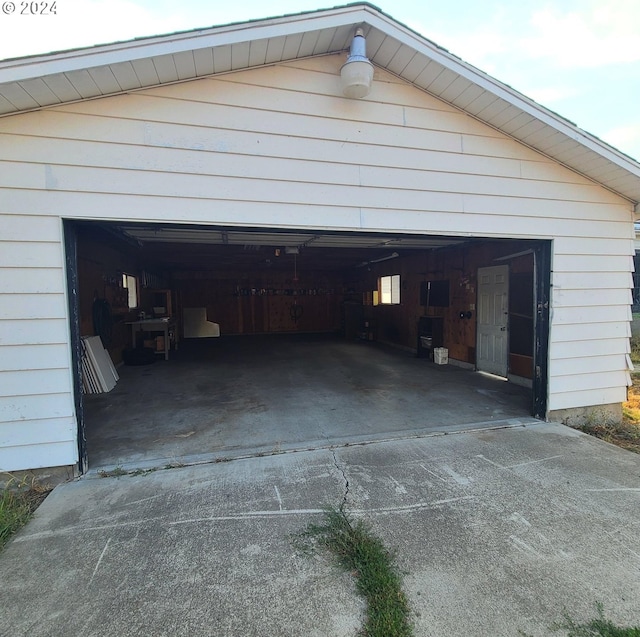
[113,224,467,272]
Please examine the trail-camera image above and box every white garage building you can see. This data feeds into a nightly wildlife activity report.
[1,4,639,476]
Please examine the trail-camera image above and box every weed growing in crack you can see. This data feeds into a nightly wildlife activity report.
[97,466,127,478]
[295,507,413,637]
[518,602,640,637]
[552,602,640,636]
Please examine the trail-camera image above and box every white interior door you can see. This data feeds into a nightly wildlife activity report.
[477,265,509,377]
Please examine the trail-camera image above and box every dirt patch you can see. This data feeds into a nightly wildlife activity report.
[570,375,640,454]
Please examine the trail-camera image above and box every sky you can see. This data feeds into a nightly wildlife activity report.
[0,0,638,161]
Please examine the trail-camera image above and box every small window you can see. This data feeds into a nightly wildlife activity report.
[122,273,138,309]
[379,274,400,305]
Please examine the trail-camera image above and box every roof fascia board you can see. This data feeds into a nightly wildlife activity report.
[364,11,640,178]
[0,5,370,84]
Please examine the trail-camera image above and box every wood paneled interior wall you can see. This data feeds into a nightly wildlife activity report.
[509,252,535,379]
[77,229,139,364]
[76,228,535,375]
[174,270,345,335]
[349,241,535,373]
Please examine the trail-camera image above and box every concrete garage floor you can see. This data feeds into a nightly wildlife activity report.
[84,334,534,472]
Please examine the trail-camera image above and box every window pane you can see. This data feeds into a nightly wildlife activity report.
[379,275,400,305]
[391,274,400,304]
[381,276,392,304]
[124,274,138,308]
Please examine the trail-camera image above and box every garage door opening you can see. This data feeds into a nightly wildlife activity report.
[64,221,550,473]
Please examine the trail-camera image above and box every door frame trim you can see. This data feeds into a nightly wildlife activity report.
[63,220,88,475]
[532,241,551,419]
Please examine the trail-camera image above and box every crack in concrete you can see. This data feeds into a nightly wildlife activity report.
[331,448,350,511]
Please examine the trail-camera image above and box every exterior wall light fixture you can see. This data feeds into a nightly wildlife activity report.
[340,28,374,99]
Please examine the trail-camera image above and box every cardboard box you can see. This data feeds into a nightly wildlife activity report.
[155,335,165,352]
[434,347,448,365]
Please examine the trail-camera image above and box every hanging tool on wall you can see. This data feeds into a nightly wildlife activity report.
[289,252,303,324]
[92,292,113,348]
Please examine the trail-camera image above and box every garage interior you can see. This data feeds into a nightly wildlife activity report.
[70,222,542,472]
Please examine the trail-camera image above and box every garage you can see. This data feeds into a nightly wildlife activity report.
[1,4,637,476]
[69,221,544,470]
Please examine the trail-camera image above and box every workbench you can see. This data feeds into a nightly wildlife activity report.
[126,317,178,361]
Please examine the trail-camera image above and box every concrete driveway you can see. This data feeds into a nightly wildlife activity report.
[2,422,639,636]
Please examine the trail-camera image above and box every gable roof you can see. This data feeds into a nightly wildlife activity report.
[1,2,639,206]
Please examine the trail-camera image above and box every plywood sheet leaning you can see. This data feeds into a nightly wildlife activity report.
[81,336,118,393]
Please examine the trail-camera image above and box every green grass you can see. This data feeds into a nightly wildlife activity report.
[297,508,413,637]
[630,334,640,365]
[553,603,640,636]
[0,478,50,551]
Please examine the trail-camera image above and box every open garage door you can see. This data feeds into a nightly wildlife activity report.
[64,220,550,473]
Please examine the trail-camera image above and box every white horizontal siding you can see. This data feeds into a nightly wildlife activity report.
[1,213,63,241]
[1,189,631,245]
[0,112,596,189]
[548,387,627,412]
[552,305,631,325]
[0,343,70,371]
[0,393,74,423]
[2,161,629,225]
[552,370,629,394]
[0,439,77,472]
[548,244,632,395]
[0,294,67,320]
[551,338,630,359]
[549,245,633,403]
[0,319,70,345]
[0,417,75,447]
[554,237,635,256]
[0,55,635,469]
[552,288,632,307]
[552,271,633,290]
[0,142,625,211]
[0,369,72,396]
[553,254,634,273]
[551,323,630,342]
[551,355,629,376]
[0,268,66,294]
[0,242,63,268]
[0,213,75,470]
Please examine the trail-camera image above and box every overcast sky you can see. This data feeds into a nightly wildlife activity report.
[1,0,638,161]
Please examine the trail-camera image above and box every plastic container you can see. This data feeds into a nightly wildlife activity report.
[434,347,448,365]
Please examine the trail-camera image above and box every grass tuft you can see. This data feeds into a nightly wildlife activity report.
[297,508,413,637]
[630,334,640,365]
[577,419,640,453]
[571,377,640,454]
[97,466,127,478]
[0,476,50,551]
